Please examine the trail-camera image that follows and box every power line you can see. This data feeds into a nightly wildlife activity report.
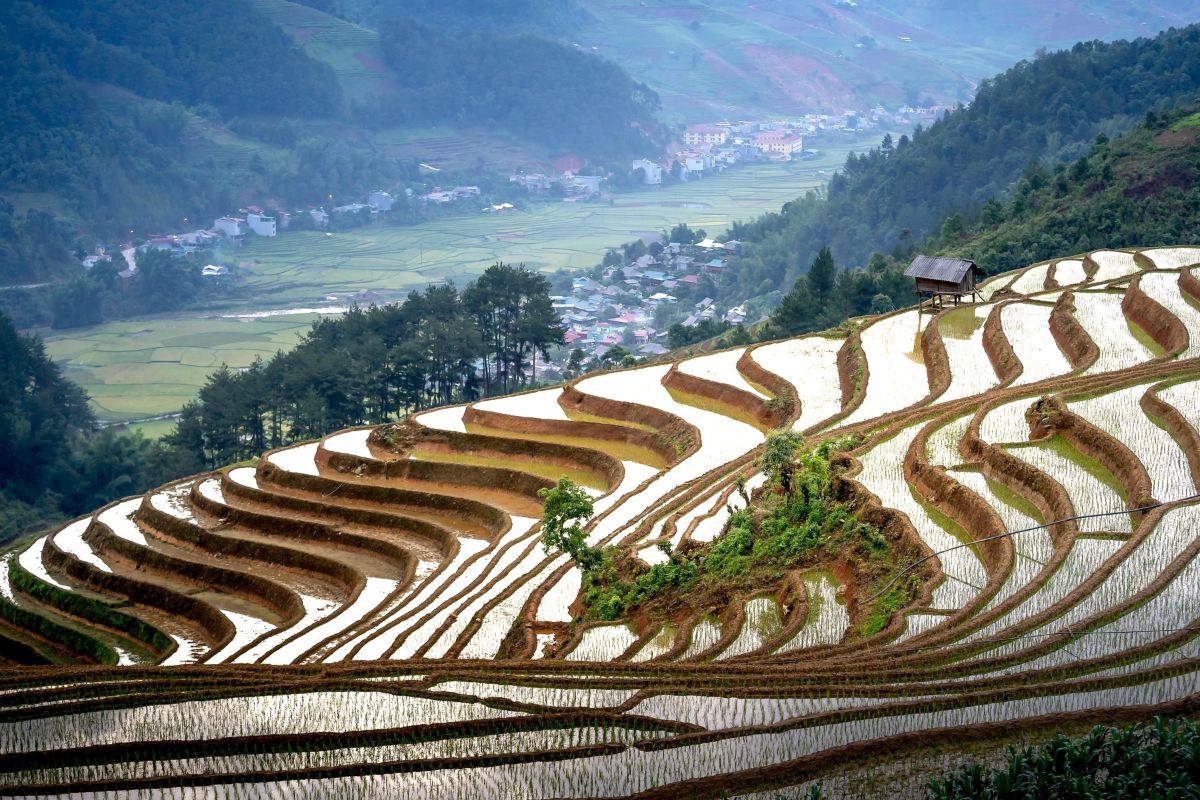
[868,492,1200,603]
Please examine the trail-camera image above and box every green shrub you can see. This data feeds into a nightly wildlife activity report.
[0,597,117,665]
[927,717,1200,800]
[10,560,171,654]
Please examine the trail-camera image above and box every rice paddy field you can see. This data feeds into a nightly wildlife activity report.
[43,152,867,427]
[6,246,1200,798]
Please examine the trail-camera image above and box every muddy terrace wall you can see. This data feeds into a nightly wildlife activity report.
[43,516,234,648]
[219,469,459,558]
[1027,395,1155,510]
[982,301,1022,385]
[661,362,787,430]
[257,457,511,540]
[318,444,554,502]
[739,348,799,424]
[370,422,625,491]
[189,481,417,580]
[1123,274,1188,357]
[1049,292,1099,370]
[558,383,699,462]
[136,496,362,601]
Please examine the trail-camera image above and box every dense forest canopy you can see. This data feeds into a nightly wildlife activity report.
[375,17,664,157]
[11,0,341,118]
[720,24,1200,308]
[0,313,193,542]
[167,263,563,469]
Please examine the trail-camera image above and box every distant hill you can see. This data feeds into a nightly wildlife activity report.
[718,23,1200,312]
[284,0,1200,120]
[0,0,666,284]
[297,0,590,36]
[570,0,1199,119]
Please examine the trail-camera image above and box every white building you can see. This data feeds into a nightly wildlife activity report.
[213,217,246,238]
[631,159,662,184]
[684,125,728,146]
[245,213,277,237]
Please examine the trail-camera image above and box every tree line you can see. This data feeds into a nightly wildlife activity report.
[0,312,192,543]
[1,263,562,539]
[167,263,563,468]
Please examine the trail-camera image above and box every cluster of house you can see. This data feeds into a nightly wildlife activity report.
[550,239,748,361]
[509,171,605,200]
[623,104,951,185]
[84,190,405,275]
[417,185,480,205]
[622,121,806,186]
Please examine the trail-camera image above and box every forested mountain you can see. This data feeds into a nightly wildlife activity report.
[373,19,663,157]
[763,102,1200,339]
[942,106,1200,272]
[0,0,343,281]
[721,24,1200,308]
[0,0,663,284]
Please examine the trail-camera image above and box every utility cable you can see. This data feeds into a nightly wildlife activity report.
[868,492,1200,602]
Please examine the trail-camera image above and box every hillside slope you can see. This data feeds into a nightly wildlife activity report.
[759,103,1200,338]
[2,244,1199,796]
[0,0,665,283]
[720,24,1200,308]
[571,0,1199,118]
[943,108,1200,273]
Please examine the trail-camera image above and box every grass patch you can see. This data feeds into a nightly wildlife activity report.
[1171,111,1200,130]
[938,305,985,340]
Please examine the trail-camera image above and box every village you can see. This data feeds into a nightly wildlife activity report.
[75,104,941,368]
[548,234,748,372]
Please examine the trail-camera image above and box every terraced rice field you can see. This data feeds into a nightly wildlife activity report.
[4,246,1200,797]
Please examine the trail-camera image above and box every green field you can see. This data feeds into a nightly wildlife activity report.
[232,158,866,306]
[48,316,322,424]
[45,149,872,428]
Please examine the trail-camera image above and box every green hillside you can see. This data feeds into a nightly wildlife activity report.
[763,103,1200,339]
[719,23,1200,310]
[0,0,665,285]
[942,106,1200,272]
[569,0,1199,119]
